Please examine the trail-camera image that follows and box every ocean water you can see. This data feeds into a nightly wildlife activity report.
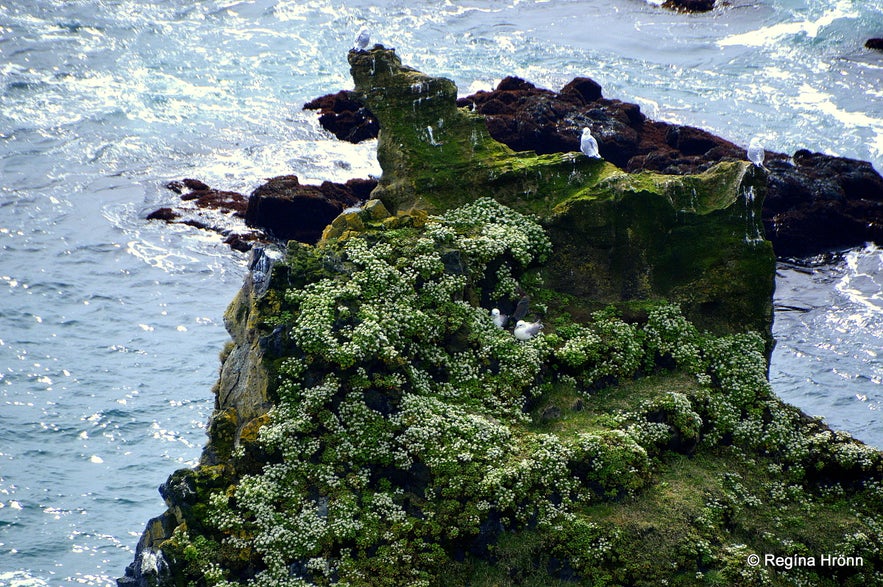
[0,0,880,584]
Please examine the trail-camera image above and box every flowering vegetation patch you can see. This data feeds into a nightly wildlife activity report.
[162,198,883,587]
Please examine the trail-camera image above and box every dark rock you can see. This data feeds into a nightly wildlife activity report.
[183,178,210,191]
[303,89,379,143]
[866,38,883,51]
[454,75,741,170]
[662,0,716,12]
[560,76,603,103]
[146,207,179,222]
[345,177,379,200]
[149,175,378,251]
[244,174,372,244]
[117,511,176,587]
[455,78,882,257]
[763,151,883,257]
[224,233,258,253]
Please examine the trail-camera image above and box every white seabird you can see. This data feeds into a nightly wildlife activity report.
[491,308,508,329]
[580,127,600,159]
[514,319,544,341]
[747,136,765,169]
[354,28,370,51]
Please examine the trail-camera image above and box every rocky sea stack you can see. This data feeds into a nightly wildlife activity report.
[121,47,883,587]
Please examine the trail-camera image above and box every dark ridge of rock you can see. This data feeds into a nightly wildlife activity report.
[147,181,259,251]
[456,75,742,172]
[662,0,716,12]
[147,175,379,250]
[344,177,380,200]
[866,38,883,51]
[244,175,376,244]
[162,180,249,216]
[454,78,883,257]
[145,207,179,222]
[303,89,379,142]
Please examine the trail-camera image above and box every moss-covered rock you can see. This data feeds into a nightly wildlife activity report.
[121,50,881,587]
[122,197,882,587]
[348,46,774,344]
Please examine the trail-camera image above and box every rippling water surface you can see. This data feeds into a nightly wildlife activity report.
[1,1,881,584]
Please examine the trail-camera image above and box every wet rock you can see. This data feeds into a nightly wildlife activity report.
[145,207,179,222]
[764,150,883,258]
[244,175,374,244]
[148,175,377,250]
[662,0,716,12]
[456,79,882,257]
[458,76,743,173]
[303,89,379,143]
[147,181,260,251]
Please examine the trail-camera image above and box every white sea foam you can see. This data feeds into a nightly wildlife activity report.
[718,3,858,48]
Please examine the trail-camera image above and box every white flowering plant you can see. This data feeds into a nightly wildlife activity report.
[162,198,883,587]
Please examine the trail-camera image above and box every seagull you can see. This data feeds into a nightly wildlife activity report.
[580,127,600,159]
[747,136,766,169]
[354,28,370,51]
[514,320,544,341]
[491,308,508,328]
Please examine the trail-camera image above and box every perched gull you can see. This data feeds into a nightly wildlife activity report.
[580,127,600,159]
[354,28,370,51]
[491,308,508,329]
[747,136,766,169]
[514,319,544,341]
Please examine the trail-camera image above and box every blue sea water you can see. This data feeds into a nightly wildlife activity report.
[0,0,880,584]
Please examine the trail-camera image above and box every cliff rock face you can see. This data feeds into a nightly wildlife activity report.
[348,46,775,341]
[119,248,277,587]
[121,49,883,587]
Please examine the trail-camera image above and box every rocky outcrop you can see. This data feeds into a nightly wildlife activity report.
[308,75,883,259]
[661,0,716,12]
[303,90,379,142]
[347,46,775,341]
[124,48,883,587]
[147,175,377,250]
[765,150,883,258]
[244,175,375,243]
[146,179,262,252]
[456,77,883,259]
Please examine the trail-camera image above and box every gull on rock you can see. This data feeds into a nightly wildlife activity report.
[747,136,766,169]
[491,308,508,329]
[580,127,600,159]
[514,320,544,341]
[354,28,370,51]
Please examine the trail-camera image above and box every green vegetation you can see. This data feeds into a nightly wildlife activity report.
[157,198,883,586]
[131,47,880,587]
[347,46,775,344]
